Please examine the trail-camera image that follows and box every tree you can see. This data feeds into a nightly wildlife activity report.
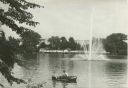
[103,33,127,55]
[0,32,26,86]
[38,42,47,49]
[68,37,76,50]
[60,37,68,50]
[47,36,83,50]
[0,0,41,35]
[20,30,41,56]
[75,43,82,50]
[48,36,61,50]
[0,0,41,86]
[8,36,20,54]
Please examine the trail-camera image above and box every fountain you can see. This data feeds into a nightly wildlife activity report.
[81,37,107,60]
[71,7,108,61]
[78,7,108,61]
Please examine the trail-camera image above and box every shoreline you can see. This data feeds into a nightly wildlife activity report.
[39,49,109,54]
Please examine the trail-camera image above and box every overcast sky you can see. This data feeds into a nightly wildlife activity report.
[1,0,128,40]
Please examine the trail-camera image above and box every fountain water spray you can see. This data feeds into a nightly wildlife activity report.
[89,7,94,61]
[88,7,95,88]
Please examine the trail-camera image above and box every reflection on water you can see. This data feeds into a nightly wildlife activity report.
[105,61,127,88]
[106,62,126,73]
[52,81,69,88]
[48,54,76,76]
[0,53,127,88]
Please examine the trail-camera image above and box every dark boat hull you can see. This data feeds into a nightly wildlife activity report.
[52,76,77,83]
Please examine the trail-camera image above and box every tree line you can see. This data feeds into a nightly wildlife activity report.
[39,36,83,50]
[103,33,127,55]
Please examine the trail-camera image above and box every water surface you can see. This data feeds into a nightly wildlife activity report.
[1,53,127,88]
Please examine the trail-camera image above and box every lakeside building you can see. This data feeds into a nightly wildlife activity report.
[40,38,49,45]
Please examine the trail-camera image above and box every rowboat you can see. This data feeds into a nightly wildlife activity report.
[52,76,77,83]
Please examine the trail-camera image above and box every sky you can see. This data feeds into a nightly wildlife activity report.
[1,0,128,40]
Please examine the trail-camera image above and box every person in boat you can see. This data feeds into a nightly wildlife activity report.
[62,70,68,77]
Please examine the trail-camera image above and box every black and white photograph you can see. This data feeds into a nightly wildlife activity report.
[0,0,127,88]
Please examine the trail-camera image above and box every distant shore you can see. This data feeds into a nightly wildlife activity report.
[39,49,109,54]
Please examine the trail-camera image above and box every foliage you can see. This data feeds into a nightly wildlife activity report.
[68,37,82,50]
[0,0,41,35]
[60,37,68,50]
[41,36,82,50]
[20,30,41,56]
[38,42,47,49]
[103,33,127,55]
[0,0,41,86]
[0,32,15,68]
[0,32,26,86]
[48,36,61,50]
[68,37,76,50]
[8,36,20,54]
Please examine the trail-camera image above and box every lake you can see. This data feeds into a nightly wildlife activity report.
[0,53,127,88]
